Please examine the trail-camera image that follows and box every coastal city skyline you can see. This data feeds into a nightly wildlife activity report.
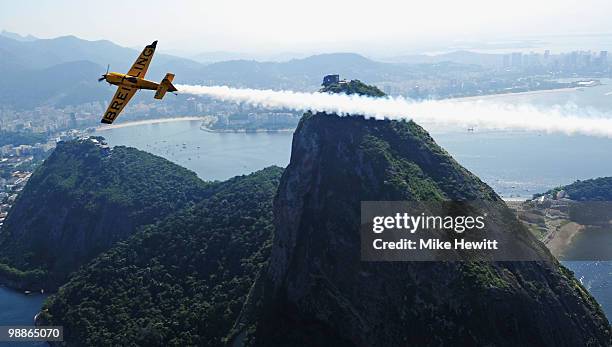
[1,2,611,345]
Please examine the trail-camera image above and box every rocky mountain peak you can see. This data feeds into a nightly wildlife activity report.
[237,84,610,346]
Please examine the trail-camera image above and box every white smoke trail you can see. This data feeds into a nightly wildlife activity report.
[176,84,612,138]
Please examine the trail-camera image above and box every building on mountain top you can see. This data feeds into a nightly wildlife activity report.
[322,74,340,86]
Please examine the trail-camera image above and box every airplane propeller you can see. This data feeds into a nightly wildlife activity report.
[98,64,110,82]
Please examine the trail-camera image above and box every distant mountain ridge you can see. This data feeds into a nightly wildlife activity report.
[0,34,202,77]
[191,51,309,64]
[0,60,112,108]
[0,34,485,108]
[0,34,205,108]
[0,30,38,42]
[383,50,503,67]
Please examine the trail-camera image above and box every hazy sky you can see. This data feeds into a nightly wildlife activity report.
[2,0,612,56]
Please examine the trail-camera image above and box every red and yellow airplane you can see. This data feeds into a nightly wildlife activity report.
[98,40,177,124]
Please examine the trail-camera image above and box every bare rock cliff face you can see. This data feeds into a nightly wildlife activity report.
[241,113,610,346]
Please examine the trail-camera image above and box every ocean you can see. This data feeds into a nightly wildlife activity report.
[98,121,293,182]
[1,81,611,330]
[96,82,612,320]
[0,287,48,346]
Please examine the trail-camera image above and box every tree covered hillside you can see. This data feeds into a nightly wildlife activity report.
[320,79,386,97]
[538,176,612,201]
[42,167,283,346]
[0,137,213,288]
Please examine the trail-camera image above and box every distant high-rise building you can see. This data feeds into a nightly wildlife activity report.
[600,51,608,65]
[565,52,578,69]
[502,54,510,68]
[69,113,77,129]
[541,50,551,68]
[529,52,541,67]
[581,53,591,68]
[511,52,523,68]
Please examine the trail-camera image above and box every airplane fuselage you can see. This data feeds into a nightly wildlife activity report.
[98,41,177,124]
[104,72,159,90]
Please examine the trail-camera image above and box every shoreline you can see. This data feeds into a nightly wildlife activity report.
[94,83,601,133]
[449,86,583,102]
[447,77,604,102]
[199,125,295,134]
[95,116,295,134]
[96,116,208,131]
[510,199,588,258]
[545,221,585,258]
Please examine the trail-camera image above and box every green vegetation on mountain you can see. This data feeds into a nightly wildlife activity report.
[41,167,283,346]
[320,79,385,97]
[0,262,46,288]
[0,137,213,288]
[538,176,612,201]
[3,79,609,346]
[233,85,610,346]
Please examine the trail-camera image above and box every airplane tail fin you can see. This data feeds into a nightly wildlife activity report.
[154,73,177,99]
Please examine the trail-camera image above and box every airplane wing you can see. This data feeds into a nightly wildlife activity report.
[101,86,137,124]
[127,40,157,78]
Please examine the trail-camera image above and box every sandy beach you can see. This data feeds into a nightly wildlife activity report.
[95,85,590,132]
[545,221,585,258]
[96,116,209,131]
[509,198,588,258]
[451,86,582,102]
[199,125,295,133]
